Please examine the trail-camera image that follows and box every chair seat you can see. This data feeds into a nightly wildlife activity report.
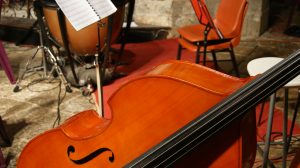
[177,24,220,42]
[177,23,238,43]
[178,37,232,52]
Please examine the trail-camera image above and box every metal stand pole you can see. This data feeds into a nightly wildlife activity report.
[282,88,289,168]
[262,93,276,168]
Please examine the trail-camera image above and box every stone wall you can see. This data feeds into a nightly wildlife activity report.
[0,0,270,40]
[133,0,269,40]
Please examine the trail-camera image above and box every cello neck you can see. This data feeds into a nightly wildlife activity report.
[126,49,300,167]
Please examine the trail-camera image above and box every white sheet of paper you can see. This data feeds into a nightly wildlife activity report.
[55,0,117,31]
[87,0,117,18]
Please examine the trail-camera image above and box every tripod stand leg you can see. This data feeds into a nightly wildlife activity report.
[13,46,45,92]
[44,47,72,93]
[14,0,72,93]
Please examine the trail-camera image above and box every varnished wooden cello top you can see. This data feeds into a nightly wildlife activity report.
[146,60,250,95]
[17,60,255,167]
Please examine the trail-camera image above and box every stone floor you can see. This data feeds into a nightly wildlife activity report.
[1,13,300,168]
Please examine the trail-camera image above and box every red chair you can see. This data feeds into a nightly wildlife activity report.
[177,0,248,77]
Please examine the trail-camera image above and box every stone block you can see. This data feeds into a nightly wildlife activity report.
[133,0,268,40]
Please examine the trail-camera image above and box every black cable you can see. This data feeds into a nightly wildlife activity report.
[26,77,61,92]
[23,75,66,127]
[52,80,66,128]
[21,71,67,127]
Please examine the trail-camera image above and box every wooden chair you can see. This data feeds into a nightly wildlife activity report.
[177,0,248,77]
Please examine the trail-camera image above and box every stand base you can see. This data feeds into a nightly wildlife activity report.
[13,45,72,93]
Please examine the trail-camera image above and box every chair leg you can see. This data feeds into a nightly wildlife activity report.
[203,45,207,66]
[203,27,210,66]
[195,44,201,64]
[211,50,219,70]
[257,99,266,126]
[228,47,240,77]
[177,43,182,60]
[262,93,276,168]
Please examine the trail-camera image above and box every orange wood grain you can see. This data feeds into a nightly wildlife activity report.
[17,61,256,167]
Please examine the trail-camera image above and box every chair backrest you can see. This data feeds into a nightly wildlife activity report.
[215,0,248,38]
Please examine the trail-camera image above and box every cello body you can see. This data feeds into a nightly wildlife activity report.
[17,61,256,167]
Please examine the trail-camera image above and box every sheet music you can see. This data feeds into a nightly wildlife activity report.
[87,0,117,19]
[55,0,117,31]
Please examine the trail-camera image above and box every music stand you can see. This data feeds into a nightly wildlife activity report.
[193,0,224,64]
[194,0,223,39]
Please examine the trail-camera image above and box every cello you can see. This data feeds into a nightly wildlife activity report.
[17,60,255,167]
[17,49,300,167]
